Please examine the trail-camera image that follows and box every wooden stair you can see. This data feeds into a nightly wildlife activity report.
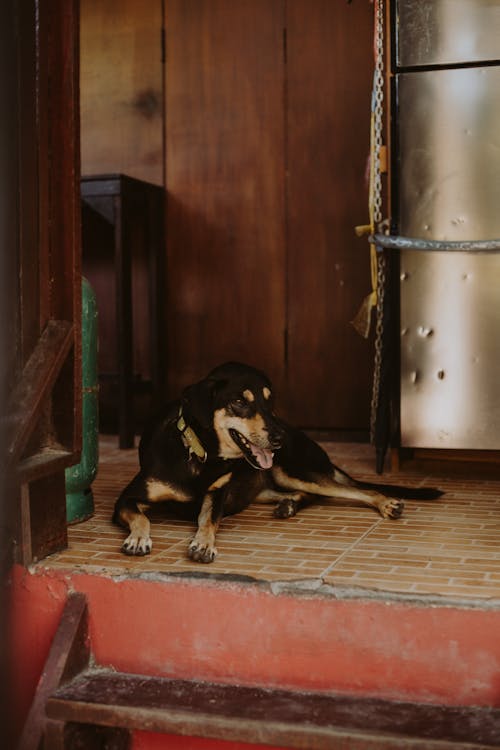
[47,667,500,750]
[18,593,500,750]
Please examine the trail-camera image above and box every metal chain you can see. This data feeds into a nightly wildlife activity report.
[371,249,386,441]
[370,0,386,442]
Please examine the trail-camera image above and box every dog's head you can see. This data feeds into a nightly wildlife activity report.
[181,362,284,468]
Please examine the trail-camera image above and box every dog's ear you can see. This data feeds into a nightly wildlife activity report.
[181,378,217,431]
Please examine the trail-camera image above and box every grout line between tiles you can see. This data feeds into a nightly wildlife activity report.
[319,519,383,578]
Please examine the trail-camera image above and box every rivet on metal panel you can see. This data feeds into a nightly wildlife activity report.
[410,371,419,384]
[401,328,409,336]
[400,271,409,281]
[417,326,434,338]
[437,370,445,380]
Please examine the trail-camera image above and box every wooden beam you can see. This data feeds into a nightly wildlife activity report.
[22,472,68,564]
[47,671,500,749]
[18,593,89,750]
[16,448,75,485]
[5,319,73,467]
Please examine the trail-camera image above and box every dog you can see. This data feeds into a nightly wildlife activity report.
[113,361,443,562]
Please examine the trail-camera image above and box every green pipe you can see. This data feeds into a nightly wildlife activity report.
[65,277,99,524]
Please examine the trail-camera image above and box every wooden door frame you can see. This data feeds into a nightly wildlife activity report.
[2,0,81,565]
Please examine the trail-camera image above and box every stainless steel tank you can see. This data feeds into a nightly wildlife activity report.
[395,0,500,449]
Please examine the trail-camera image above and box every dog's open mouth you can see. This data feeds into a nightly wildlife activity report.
[229,428,274,470]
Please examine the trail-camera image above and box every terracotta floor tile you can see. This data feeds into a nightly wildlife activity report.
[40,436,500,602]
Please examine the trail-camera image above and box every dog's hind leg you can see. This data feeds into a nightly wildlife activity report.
[254,487,313,518]
[113,476,153,556]
[271,466,405,520]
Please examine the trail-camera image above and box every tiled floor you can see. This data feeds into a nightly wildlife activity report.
[42,436,500,601]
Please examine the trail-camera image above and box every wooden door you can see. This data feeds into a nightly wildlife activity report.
[286,0,374,428]
[165,0,373,430]
[165,0,287,399]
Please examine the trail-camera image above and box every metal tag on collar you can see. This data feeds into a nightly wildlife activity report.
[177,407,207,463]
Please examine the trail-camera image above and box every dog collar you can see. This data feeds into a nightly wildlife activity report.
[176,407,207,463]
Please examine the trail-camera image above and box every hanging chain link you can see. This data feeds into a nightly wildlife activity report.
[370,0,386,442]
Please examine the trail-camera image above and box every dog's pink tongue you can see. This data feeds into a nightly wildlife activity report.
[250,444,273,469]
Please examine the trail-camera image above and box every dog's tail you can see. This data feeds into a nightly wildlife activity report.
[357,481,443,501]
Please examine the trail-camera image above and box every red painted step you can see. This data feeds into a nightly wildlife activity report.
[8,564,500,749]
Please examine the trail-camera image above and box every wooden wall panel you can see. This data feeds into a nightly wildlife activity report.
[286,0,374,429]
[80,0,164,186]
[81,0,376,430]
[80,0,165,430]
[165,0,286,398]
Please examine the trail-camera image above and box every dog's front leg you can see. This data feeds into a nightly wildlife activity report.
[113,476,153,556]
[188,492,221,563]
[188,473,232,563]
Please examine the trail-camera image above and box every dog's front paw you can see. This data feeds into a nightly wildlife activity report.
[273,499,298,518]
[188,539,217,563]
[121,533,152,556]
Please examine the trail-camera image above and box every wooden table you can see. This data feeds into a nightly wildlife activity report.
[81,174,165,448]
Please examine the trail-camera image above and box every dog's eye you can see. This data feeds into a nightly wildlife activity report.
[229,396,251,414]
[232,397,247,408]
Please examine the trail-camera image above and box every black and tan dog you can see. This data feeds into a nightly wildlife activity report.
[113,362,442,562]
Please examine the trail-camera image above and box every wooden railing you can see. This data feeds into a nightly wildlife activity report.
[2,0,81,565]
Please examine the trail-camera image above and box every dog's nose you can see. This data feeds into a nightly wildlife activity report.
[268,426,284,450]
